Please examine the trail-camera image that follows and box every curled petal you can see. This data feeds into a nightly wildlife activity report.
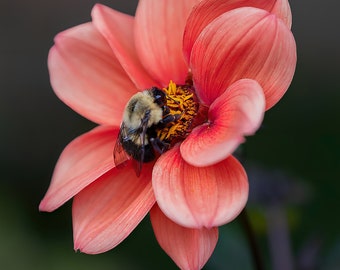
[153,146,249,228]
[134,0,199,86]
[181,79,265,167]
[48,23,136,125]
[73,164,155,254]
[183,0,292,61]
[271,0,292,29]
[92,4,157,89]
[39,126,118,212]
[190,7,297,109]
[150,204,218,270]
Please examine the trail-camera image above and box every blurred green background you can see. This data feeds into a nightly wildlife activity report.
[1,0,339,269]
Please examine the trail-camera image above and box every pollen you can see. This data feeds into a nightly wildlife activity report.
[156,80,199,144]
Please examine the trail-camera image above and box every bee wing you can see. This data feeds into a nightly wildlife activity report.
[114,113,151,177]
[132,158,142,177]
[113,123,131,168]
[131,115,150,177]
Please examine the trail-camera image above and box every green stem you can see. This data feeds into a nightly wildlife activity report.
[239,208,264,270]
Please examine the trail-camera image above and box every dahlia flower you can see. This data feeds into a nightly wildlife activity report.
[39,0,296,269]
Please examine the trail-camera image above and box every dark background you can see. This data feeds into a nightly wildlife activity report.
[1,0,339,269]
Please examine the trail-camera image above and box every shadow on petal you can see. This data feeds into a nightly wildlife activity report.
[181,79,265,167]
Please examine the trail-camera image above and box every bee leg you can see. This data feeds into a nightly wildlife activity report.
[150,137,170,154]
[163,106,170,114]
[159,113,181,125]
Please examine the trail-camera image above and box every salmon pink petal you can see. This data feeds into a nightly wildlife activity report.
[73,164,155,254]
[181,79,265,167]
[150,204,218,270]
[39,126,118,212]
[91,4,157,89]
[190,7,297,110]
[134,0,199,86]
[48,22,137,126]
[153,146,248,228]
[271,0,292,29]
[183,0,292,61]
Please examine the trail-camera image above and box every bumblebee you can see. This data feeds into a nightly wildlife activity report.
[113,87,181,176]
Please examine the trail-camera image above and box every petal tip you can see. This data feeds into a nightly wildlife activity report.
[91,3,106,15]
[38,200,48,212]
[38,195,57,213]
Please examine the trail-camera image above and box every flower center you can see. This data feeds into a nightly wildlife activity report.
[156,80,200,145]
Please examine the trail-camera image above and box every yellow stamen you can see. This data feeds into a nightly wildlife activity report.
[156,80,199,144]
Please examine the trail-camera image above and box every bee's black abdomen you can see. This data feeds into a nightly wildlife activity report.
[122,140,155,163]
[142,144,155,162]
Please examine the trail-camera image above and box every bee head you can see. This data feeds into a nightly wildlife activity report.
[150,87,166,107]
